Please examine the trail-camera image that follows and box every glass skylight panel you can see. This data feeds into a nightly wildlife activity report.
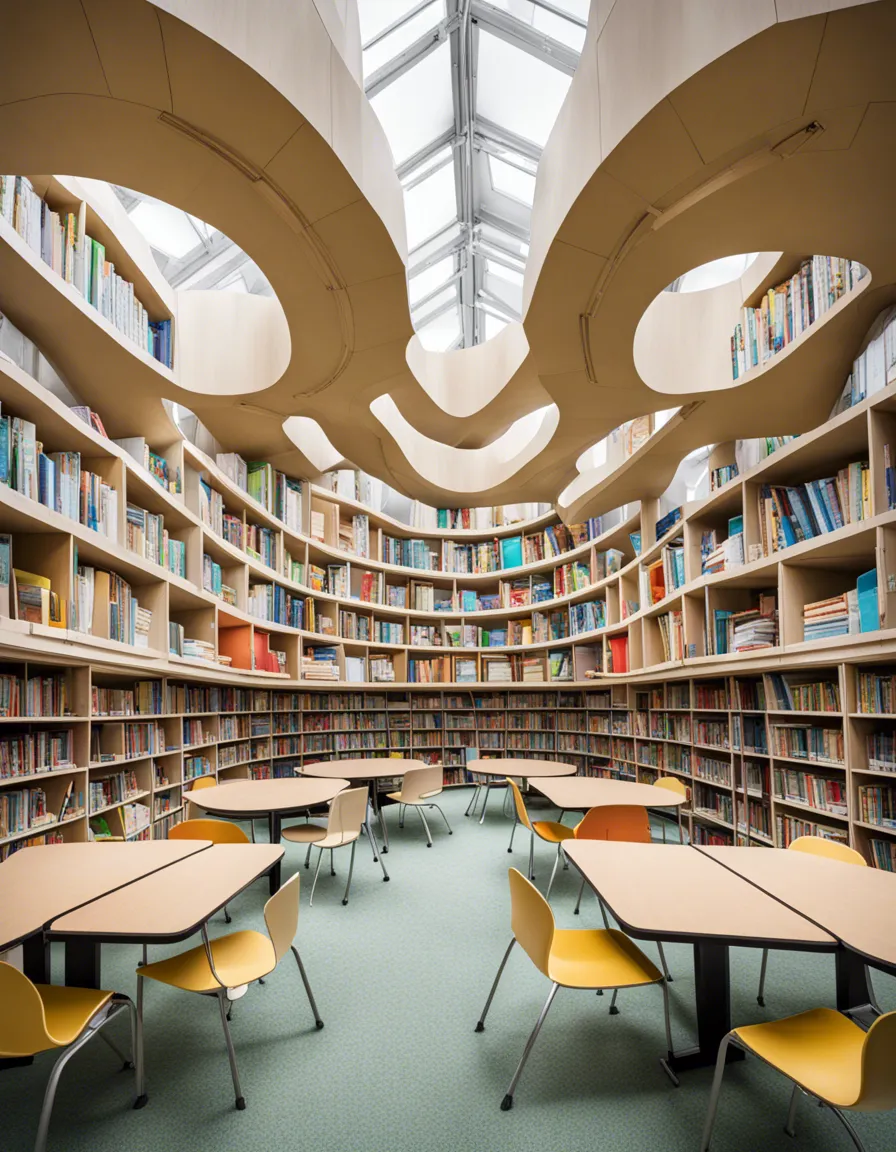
[487,1,586,51]
[408,254,455,305]
[403,160,457,250]
[487,155,537,206]
[358,0,429,45]
[412,284,457,323]
[477,221,529,259]
[476,31,573,147]
[129,199,202,259]
[362,1,445,76]
[417,308,461,351]
[676,254,758,293]
[482,310,509,342]
[369,41,454,165]
[544,0,590,21]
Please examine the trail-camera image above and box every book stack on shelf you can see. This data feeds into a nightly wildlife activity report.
[758,460,870,555]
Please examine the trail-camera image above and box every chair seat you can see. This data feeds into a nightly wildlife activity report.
[734,1008,864,1108]
[34,985,115,1049]
[548,927,662,989]
[281,822,328,844]
[314,830,362,850]
[386,789,441,804]
[532,820,575,844]
[138,930,276,993]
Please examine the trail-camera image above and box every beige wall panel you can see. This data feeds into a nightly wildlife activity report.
[804,1,896,108]
[405,323,532,419]
[345,275,413,354]
[81,0,172,108]
[600,99,704,206]
[176,291,290,398]
[263,123,363,226]
[524,242,607,378]
[0,3,109,104]
[311,196,405,288]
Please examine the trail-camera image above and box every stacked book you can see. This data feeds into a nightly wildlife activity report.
[483,654,512,682]
[803,591,859,641]
[521,656,545,682]
[302,647,339,681]
[729,594,778,652]
[182,638,215,662]
[134,606,153,649]
[369,655,395,683]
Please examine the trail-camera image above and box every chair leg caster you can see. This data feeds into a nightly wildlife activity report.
[235,1097,246,1111]
[595,989,603,996]
[449,830,453,834]
[342,898,349,906]
[474,1021,485,1033]
[383,876,390,882]
[609,1005,620,1016]
[133,1094,149,1110]
[426,843,432,847]
[507,848,512,853]
[258,978,265,985]
[500,1095,513,1112]
[315,1020,325,1030]
[121,1060,135,1071]
[573,908,580,915]
[757,996,765,1007]
[382,846,388,854]
[224,911,232,924]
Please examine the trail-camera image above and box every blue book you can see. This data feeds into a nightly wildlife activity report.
[501,536,523,568]
[728,515,744,537]
[857,569,878,633]
[461,589,476,611]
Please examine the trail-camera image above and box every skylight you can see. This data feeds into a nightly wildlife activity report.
[360,0,580,346]
[129,199,206,259]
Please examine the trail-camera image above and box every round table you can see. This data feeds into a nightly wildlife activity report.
[184,777,349,893]
[531,776,687,811]
[300,758,423,866]
[463,758,577,825]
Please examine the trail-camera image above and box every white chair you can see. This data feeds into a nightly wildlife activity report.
[283,787,370,905]
[387,764,453,846]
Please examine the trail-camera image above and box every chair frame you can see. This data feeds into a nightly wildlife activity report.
[393,766,453,847]
[701,1030,870,1152]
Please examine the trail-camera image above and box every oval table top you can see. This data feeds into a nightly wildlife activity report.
[184,777,349,816]
[464,758,578,779]
[532,776,687,809]
[301,757,423,781]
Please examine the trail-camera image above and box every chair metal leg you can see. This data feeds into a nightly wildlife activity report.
[865,966,882,1015]
[528,829,535,881]
[430,802,453,834]
[98,1028,131,1069]
[465,783,480,816]
[415,805,433,846]
[250,820,256,843]
[475,938,516,1031]
[503,787,512,817]
[545,846,561,902]
[329,848,335,876]
[342,840,356,905]
[757,947,769,1006]
[304,843,312,869]
[608,988,619,1015]
[34,1027,102,1152]
[309,848,325,906]
[597,894,610,929]
[290,945,324,1029]
[658,979,679,1086]
[224,904,232,924]
[216,988,245,1110]
[120,994,147,1108]
[828,1104,868,1152]
[500,982,560,1110]
[479,783,492,825]
[657,941,672,982]
[785,1083,801,1137]
[364,819,390,881]
[573,877,586,915]
[699,1032,735,1151]
[398,803,405,829]
[507,810,518,853]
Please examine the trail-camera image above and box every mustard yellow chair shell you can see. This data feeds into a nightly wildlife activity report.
[757,836,878,1010]
[282,786,369,906]
[169,817,250,924]
[475,868,676,1110]
[0,962,144,1152]
[136,872,321,1110]
[700,1007,896,1151]
[505,777,575,884]
[386,764,453,846]
[653,776,688,843]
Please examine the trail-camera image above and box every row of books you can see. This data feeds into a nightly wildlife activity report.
[126,504,186,578]
[0,730,73,777]
[88,770,141,813]
[708,594,778,656]
[115,438,181,495]
[857,784,896,828]
[214,455,304,532]
[803,572,877,643]
[757,460,871,555]
[0,176,174,367]
[701,518,745,575]
[730,256,867,379]
[774,767,847,815]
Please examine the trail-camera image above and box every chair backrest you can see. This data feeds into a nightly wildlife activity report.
[168,818,250,845]
[327,786,368,842]
[574,804,651,843]
[858,1010,896,1110]
[190,776,217,790]
[654,777,688,799]
[505,777,532,832]
[508,868,553,979]
[0,963,53,1056]
[264,872,300,964]
[788,835,866,867]
[399,764,443,802]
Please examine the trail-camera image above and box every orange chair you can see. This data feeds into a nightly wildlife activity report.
[571,805,671,989]
[653,776,688,843]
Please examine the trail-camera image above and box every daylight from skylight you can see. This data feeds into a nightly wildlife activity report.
[360,0,582,349]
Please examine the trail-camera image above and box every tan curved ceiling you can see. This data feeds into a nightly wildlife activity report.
[0,0,894,513]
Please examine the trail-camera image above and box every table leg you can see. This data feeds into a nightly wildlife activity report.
[268,812,282,894]
[23,932,50,983]
[64,938,102,989]
[836,948,874,1014]
[371,782,389,853]
[665,941,743,1074]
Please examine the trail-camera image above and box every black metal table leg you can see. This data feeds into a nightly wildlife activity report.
[64,938,102,989]
[268,812,282,894]
[665,940,744,1074]
[22,932,50,982]
[836,948,873,1013]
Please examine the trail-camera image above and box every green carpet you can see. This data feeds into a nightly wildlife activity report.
[3,790,895,1152]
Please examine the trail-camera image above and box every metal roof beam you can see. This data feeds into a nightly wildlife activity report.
[474,116,542,164]
[364,13,460,98]
[396,127,459,182]
[477,207,530,243]
[470,0,580,75]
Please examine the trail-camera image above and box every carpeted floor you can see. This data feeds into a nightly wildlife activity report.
[3,789,895,1152]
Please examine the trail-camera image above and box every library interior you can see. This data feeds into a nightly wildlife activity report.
[3,2,896,1150]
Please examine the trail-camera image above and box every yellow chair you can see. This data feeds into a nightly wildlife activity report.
[653,776,688,843]
[475,869,676,1110]
[282,787,369,906]
[700,1008,896,1151]
[386,764,453,846]
[136,872,321,1110]
[0,961,144,1152]
[506,777,575,884]
[185,773,217,818]
[169,817,250,924]
[757,837,878,1010]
